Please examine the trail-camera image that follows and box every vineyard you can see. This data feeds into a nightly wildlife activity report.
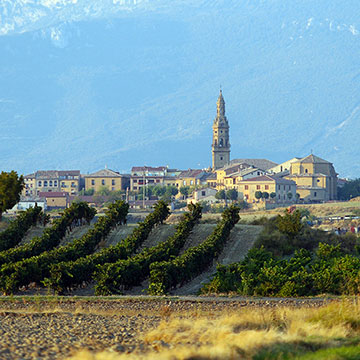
[0,201,266,296]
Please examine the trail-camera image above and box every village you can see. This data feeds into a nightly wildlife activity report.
[15,91,341,213]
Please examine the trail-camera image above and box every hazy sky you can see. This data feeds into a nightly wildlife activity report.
[1,1,359,177]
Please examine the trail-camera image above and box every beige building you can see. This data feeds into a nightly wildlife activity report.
[39,192,69,209]
[23,170,80,197]
[285,154,338,202]
[237,175,297,203]
[130,166,168,191]
[268,157,301,175]
[85,169,130,192]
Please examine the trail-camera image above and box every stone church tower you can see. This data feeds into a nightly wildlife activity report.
[212,90,230,170]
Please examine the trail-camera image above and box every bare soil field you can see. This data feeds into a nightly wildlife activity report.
[0,296,334,360]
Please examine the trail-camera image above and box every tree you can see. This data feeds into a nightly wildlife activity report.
[255,191,263,200]
[296,193,300,200]
[0,171,24,220]
[226,189,238,201]
[287,192,293,200]
[270,192,276,199]
[180,186,190,198]
[215,189,226,200]
[96,186,111,196]
[276,210,303,239]
[337,178,360,200]
[262,192,269,200]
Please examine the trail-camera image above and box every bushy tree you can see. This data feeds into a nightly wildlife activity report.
[96,186,111,196]
[270,192,276,199]
[180,186,190,197]
[262,192,269,200]
[337,178,360,200]
[0,171,24,220]
[255,191,262,200]
[276,210,303,239]
[226,189,238,201]
[215,189,226,200]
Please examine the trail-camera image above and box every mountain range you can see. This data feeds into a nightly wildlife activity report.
[0,0,359,178]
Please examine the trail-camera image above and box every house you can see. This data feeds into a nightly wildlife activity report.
[39,192,69,209]
[84,169,130,193]
[130,166,168,191]
[175,169,206,188]
[285,154,338,202]
[237,175,297,203]
[267,157,301,175]
[22,170,81,197]
[187,188,218,204]
[12,199,47,211]
[221,167,266,190]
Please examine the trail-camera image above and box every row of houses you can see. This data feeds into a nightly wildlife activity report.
[20,153,339,209]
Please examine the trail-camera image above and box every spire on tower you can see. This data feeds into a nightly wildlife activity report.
[217,89,225,117]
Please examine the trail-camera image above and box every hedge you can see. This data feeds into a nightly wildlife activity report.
[94,202,202,295]
[0,205,43,251]
[44,200,170,293]
[148,205,240,295]
[0,202,95,268]
[0,201,128,295]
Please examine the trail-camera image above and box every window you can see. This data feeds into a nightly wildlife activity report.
[265,185,269,190]
[317,179,320,183]
[112,187,115,191]
[202,191,206,196]
[133,186,137,190]
[305,169,308,173]
[54,181,57,186]
[112,180,115,186]
[91,180,95,186]
[44,181,48,187]
[278,185,280,190]
[102,180,105,185]
[61,182,65,187]
[49,181,53,186]
[183,180,186,186]
[256,185,260,190]
[314,192,317,197]
[133,179,137,183]
[245,185,249,190]
[257,172,260,175]
[220,156,223,160]
[71,182,75,188]
[190,180,193,185]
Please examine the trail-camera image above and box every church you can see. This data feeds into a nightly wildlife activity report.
[211,90,231,170]
[209,91,338,202]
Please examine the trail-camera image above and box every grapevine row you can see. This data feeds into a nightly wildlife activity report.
[94,202,202,295]
[0,206,44,252]
[0,201,128,295]
[148,205,240,295]
[44,201,170,293]
[0,202,96,268]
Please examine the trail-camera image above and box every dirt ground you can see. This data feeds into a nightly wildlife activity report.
[0,296,332,360]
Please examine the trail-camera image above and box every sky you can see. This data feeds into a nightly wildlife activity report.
[1,0,360,177]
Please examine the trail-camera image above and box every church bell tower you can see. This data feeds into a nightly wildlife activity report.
[212,90,230,170]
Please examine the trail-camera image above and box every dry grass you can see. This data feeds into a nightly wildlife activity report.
[68,299,360,360]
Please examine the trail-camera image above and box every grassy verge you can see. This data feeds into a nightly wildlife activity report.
[67,298,360,360]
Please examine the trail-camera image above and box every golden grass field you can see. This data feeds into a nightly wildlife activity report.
[69,298,360,360]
